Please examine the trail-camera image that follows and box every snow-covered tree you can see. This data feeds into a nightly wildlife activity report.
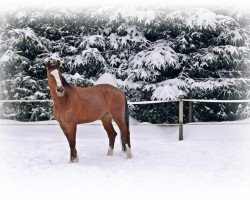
[0,6,249,123]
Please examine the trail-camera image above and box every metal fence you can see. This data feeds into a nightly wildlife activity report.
[0,99,250,140]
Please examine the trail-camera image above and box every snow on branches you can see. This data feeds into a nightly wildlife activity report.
[0,6,249,122]
[128,41,180,81]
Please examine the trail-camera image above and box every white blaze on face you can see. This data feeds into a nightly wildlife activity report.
[50,69,62,87]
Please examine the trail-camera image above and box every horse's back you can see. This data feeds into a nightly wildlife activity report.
[93,84,122,92]
[78,84,125,100]
[95,84,124,95]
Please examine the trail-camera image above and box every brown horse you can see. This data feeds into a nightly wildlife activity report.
[46,60,131,162]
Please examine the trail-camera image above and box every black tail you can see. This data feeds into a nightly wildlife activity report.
[125,97,130,130]
[121,96,130,152]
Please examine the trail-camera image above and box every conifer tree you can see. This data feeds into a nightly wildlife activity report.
[0,6,249,122]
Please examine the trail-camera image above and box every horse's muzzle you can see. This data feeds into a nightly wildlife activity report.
[56,87,65,97]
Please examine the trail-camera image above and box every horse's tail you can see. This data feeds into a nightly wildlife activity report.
[121,96,130,152]
[125,96,130,130]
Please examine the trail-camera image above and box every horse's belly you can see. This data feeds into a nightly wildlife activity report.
[77,116,101,124]
[77,106,106,124]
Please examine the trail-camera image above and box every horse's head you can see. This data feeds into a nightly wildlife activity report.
[46,60,65,97]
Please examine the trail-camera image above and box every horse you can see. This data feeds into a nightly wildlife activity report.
[46,60,132,163]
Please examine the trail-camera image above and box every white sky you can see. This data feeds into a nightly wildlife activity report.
[0,0,250,10]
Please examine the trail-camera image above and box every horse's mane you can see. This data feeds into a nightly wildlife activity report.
[61,76,72,88]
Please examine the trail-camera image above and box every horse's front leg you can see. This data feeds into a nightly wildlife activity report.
[60,123,78,163]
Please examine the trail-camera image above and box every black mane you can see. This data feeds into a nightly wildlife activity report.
[61,76,72,88]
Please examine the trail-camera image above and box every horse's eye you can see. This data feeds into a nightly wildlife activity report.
[50,74,53,78]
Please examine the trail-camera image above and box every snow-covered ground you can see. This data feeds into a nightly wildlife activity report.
[0,119,250,200]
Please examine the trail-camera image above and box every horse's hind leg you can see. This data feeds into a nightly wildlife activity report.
[119,123,132,159]
[101,113,117,156]
[111,114,132,159]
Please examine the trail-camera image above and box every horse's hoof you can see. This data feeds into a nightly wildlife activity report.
[126,152,132,159]
[69,159,78,163]
[107,147,113,156]
[125,144,132,159]
[69,157,79,163]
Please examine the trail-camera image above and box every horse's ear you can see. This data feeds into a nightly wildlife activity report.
[56,60,60,69]
[46,61,52,70]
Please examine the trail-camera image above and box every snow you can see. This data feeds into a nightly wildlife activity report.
[166,8,237,31]
[15,11,27,20]
[152,84,185,100]
[74,55,83,65]
[81,48,107,66]
[152,78,188,100]
[224,45,240,56]
[0,119,250,200]
[45,53,61,62]
[129,41,180,81]
[186,8,217,30]
[109,7,156,25]
[94,73,118,87]
[27,91,46,100]
[111,25,148,50]
[0,51,12,62]
[80,35,105,50]
[217,28,246,45]
[0,50,28,64]
[137,10,156,25]
[108,33,119,50]
[202,52,217,63]
[68,46,77,52]
[94,73,137,89]
[9,28,46,50]
[70,72,82,80]
[191,79,235,91]
[12,28,34,38]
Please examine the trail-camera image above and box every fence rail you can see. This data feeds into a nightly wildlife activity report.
[1,99,250,103]
[0,99,177,104]
[182,99,250,103]
[0,100,53,103]
[1,98,250,140]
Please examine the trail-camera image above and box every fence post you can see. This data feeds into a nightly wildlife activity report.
[188,93,193,123]
[179,97,184,141]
